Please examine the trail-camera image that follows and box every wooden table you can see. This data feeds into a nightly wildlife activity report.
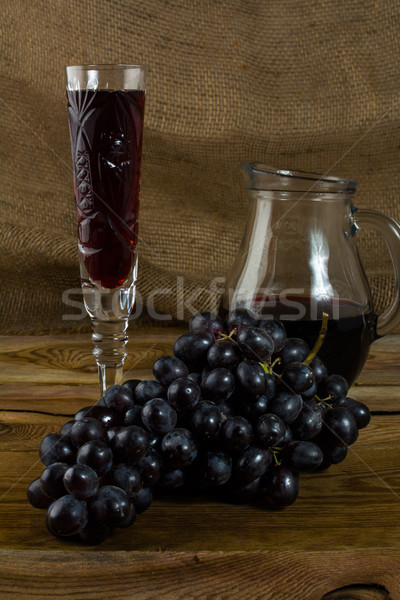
[0,327,399,600]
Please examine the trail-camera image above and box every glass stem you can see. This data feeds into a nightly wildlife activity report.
[91,317,129,397]
[97,362,124,396]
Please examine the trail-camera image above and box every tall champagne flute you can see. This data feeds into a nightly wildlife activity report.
[66,64,146,395]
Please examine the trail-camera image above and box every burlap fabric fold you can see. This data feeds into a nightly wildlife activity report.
[1,0,399,334]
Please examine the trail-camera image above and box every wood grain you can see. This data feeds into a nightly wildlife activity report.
[0,549,398,600]
[0,329,399,599]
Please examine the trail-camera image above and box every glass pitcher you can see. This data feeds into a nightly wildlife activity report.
[221,163,400,386]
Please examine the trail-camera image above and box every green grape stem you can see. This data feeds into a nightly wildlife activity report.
[315,394,333,410]
[270,447,282,466]
[303,312,329,365]
[260,357,281,375]
[217,328,237,342]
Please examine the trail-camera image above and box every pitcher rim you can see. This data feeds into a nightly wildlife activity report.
[243,162,358,194]
[65,64,146,70]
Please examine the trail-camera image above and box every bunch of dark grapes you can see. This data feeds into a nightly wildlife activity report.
[27,309,371,543]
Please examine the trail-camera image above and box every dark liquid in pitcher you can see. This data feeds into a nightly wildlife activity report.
[67,89,145,288]
[250,295,376,386]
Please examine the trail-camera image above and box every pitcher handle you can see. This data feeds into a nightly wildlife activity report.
[356,208,400,336]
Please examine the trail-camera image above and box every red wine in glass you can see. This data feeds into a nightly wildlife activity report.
[67,89,145,289]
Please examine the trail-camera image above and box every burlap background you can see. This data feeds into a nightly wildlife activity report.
[1,0,399,334]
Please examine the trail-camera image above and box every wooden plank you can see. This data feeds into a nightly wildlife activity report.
[0,332,399,411]
[0,548,398,600]
[0,329,180,411]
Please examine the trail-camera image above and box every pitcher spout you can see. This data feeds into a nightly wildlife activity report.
[239,162,283,191]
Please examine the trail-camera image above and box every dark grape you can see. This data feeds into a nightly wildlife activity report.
[135,380,167,405]
[158,467,186,490]
[283,441,323,471]
[132,487,153,513]
[137,451,162,487]
[89,485,130,525]
[318,374,349,401]
[236,361,266,396]
[238,394,270,421]
[141,398,177,434]
[75,405,120,429]
[258,319,287,352]
[106,464,142,496]
[321,406,358,446]
[70,418,108,449]
[264,373,278,400]
[235,446,273,482]
[161,428,197,468]
[122,378,141,395]
[74,405,96,420]
[76,440,113,476]
[111,426,149,464]
[173,331,214,371]
[300,381,317,401]
[46,495,88,536]
[220,416,254,451]
[63,464,99,500]
[153,355,189,386]
[190,401,222,442]
[40,462,69,499]
[281,362,315,394]
[320,444,348,467]
[200,365,212,384]
[200,450,233,486]
[309,356,328,384]
[255,413,286,447]
[225,308,257,335]
[268,389,303,424]
[79,517,109,545]
[124,405,144,426]
[104,384,135,415]
[167,377,201,410]
[60,420,75,437]
[189,311,225,338]
[263,466,299,507]
[279,338,310,366]
[116,502,137,528]
[39,433,75,466]
[282,425,294,444]
[27,477,53,509]
[337,397,371,429]
[207,338,242,370]
[291,400,323,440]
[237,326,274,362]
[201,367,235,401]
[106,426,122,444]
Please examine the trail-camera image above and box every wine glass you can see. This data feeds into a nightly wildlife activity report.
[66,64,146,395]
